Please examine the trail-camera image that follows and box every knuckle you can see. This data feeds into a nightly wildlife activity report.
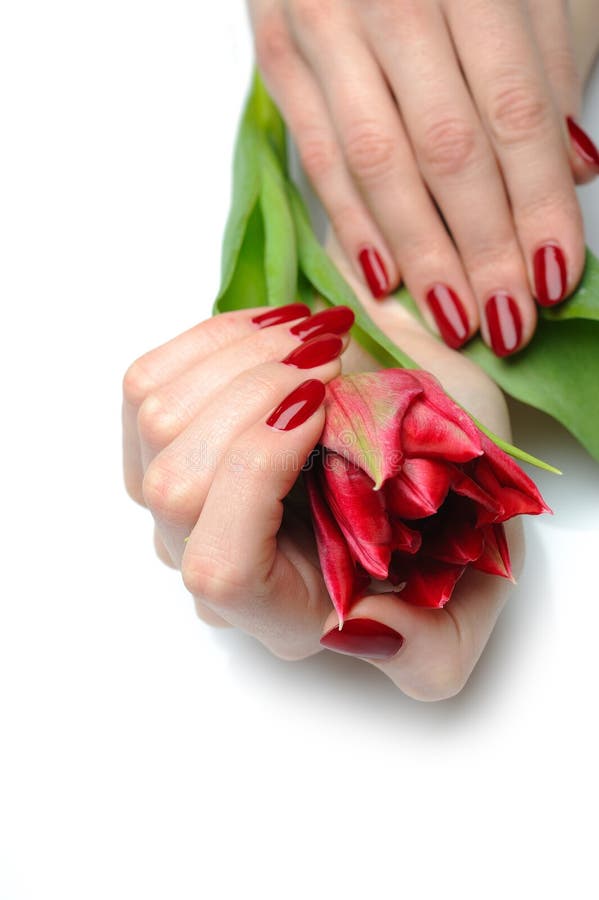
[517,191,581,231]
[292,0,333,32]
[181,555,244,607]
[137,393,180,450]
[344,121,396,183]
[142,460,194,525]
[122,357,156,407]
[299,133,337,180]
[418,117,479,177]
[254,11,291,74]
[488,81,550,146]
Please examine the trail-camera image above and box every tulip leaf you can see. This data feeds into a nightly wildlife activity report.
[213,202,267,312]
[463,318,599,462]
[260,142,297,307]
[539,248,599,323]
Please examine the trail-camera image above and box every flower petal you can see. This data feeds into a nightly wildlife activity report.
[394,557,466,608]
[450,467,504,524]
[471,436,552,521]
[321,371,424,487]
[304,466,357,625]
[321,451,392,580]
[386,458,453,519]
[390,518,422,554]
[471,524,513,580]
[402,371,484,463]
[425,517,485,565]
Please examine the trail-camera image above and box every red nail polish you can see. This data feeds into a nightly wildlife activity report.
[566,117,599,168]
[252,303,311,328]
[320,617,404,660]
[425,284,469,348]
[282,334,343,369]
[266,379,326,431]
[533,243,567,307]
[485,293,523,357]
[290,306,355,341]
[358,247,390,299]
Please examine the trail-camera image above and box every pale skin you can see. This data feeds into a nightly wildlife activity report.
[248,0,599,353]
[122,5,598,700]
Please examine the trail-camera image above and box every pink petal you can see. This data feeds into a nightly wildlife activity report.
[304,466,357,625]
[395,558,466,608]
[385,458,453,519]
[320,451,392,580]
[402,371,484,463]
[321,371,424,487]
[471,524,513,580]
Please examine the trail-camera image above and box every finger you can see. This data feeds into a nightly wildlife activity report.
[290,1,480,347]
[142,340,345,565]
[527,0,597,184]
[252,2,397,297]
[362,0,533,354]
[122,304,310,504]
[447,0,585,312]
[181,379,332,661]
[136,306,353,472]
[318,520,523,701]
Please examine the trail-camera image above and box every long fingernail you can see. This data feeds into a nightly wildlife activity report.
[533,243,567,307]
[566,117,599,168]
[425,284,469,348]
[290,306,354,341]
[266,379,325,431]
[252,303,311,328]
[484,293,523,357]
[358,247,390,299]
[320,617,404,660]
[282,334,343,369]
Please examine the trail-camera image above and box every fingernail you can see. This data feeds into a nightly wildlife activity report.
[252,303,311,328]
[320,617,404,660]
[358,247,390,299]
[266,379,326,431]
[290,306,355,341]
[533,243,567,307]
[425,284,469,348]
[282,334,343,369]
[484,293,523,357]
[566,117,599,168]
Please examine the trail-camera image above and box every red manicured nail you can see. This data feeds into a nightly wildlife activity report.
[425,284,469,348]
[533,243,567,307]
[282,334,343,369]
[266,379,325,431]
[290,306,355,341]
[566,117,599,168]
[485,293,523,357]
[358,247,390,299]
[320,617,404,660]
[252,303,311,328]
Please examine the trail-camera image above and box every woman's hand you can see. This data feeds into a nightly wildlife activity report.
[248,0,599,356]
[122,241,524,700]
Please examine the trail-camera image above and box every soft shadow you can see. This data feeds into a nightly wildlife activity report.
[209,527,551,735]
[507,397,599,530]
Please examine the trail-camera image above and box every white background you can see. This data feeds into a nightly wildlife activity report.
[1,3,599,898]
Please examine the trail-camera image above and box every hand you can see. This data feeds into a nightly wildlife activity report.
[122,242,524,700]
[248,0,599,356]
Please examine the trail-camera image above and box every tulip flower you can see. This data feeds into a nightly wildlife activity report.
[305,370,550,623]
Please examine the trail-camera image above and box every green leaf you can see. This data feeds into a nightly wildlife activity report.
[539,248,599,322]
[463,318,599,462]
[213,202,267,313]
[250,69,287,172]
[288,183,417,370]
[260,142,297,307]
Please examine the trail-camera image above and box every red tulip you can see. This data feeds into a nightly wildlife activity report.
[305,370,550,623]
